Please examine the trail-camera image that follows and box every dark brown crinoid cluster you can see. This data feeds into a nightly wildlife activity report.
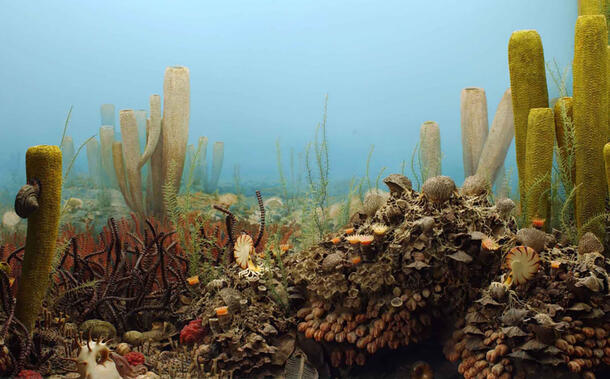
[288,174,517,368]
[444,240,610,378]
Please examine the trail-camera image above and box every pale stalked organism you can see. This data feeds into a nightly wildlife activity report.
[504,246,540,286]
[75,339,121,379]
[234,234,254,269]
[421,176,456,203]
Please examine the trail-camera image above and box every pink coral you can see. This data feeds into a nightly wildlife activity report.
[180,319,206,344]
[124,351,146,366]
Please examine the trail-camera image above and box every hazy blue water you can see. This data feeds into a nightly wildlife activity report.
[0,0,575,193]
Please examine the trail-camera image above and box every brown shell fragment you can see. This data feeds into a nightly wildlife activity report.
[383,174,412,196]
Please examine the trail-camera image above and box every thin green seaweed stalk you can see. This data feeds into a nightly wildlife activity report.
[59,105,73,147]
[63,135,96,182]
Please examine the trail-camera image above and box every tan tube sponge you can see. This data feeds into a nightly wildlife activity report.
[144,94,163,216]
[553,97,575,184]
[112,141,134,211]
[573,15,608,239]
[119,110,145,215]
[524,108,555,230]
[60,136,75,178]
[508,30,549,206]
[460,88,488,177]
[161,66,190,195]
[86,138,102,186]
[15,145,62,333]
[197,136,209,188]
[208,141,224,193]
[419,121,442,180]
[475,88,515,184]
[99,126,117,187]
[100,104,115,131]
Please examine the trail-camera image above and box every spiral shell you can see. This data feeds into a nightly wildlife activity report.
[14,178,41,218]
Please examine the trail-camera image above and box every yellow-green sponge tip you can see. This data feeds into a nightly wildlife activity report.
[508,30,549,208]
[573,15,608,240]
[525,108,555,230]
[14,145,62,333]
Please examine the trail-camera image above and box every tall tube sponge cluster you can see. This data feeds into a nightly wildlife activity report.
[573,15,608,239]
[14,145,62,333]
[111,66,190,217]
[508,30,549,208]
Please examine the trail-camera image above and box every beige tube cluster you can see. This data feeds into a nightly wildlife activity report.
[112,67,190,217]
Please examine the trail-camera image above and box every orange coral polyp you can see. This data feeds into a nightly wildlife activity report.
[345,227,355,235]
[331,237,341,244]
[346,235,361,245]
[359,235,374,245]
[351,256,362,265]
[215,306,229,316]
[187,276,200,286]
[531,217,546,229]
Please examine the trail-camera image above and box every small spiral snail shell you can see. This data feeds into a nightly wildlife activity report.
[14,178,41,218]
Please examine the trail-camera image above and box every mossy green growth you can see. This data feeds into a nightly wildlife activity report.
[524,108,555,231]
[604,143,610,194]
[573,15,608,239]
[508,30,549,208]
[553,97,575,185]
[15,145,62,333]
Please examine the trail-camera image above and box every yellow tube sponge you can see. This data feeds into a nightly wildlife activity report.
[573,15,608,239]
[15,145,62,333]
[604,143,610,194]
[578,0,604,15]
[508,30,549,207]
[525,108,555,230]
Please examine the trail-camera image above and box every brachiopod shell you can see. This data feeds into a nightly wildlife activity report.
[15,178,41,218]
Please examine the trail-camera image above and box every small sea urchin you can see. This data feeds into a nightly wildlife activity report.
[505,246,540,285]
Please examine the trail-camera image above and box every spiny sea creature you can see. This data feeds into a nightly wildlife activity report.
[505,246,540,286]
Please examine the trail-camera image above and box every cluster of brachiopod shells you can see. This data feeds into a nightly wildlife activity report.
[444,239,610,378]
[289,174,518,368]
